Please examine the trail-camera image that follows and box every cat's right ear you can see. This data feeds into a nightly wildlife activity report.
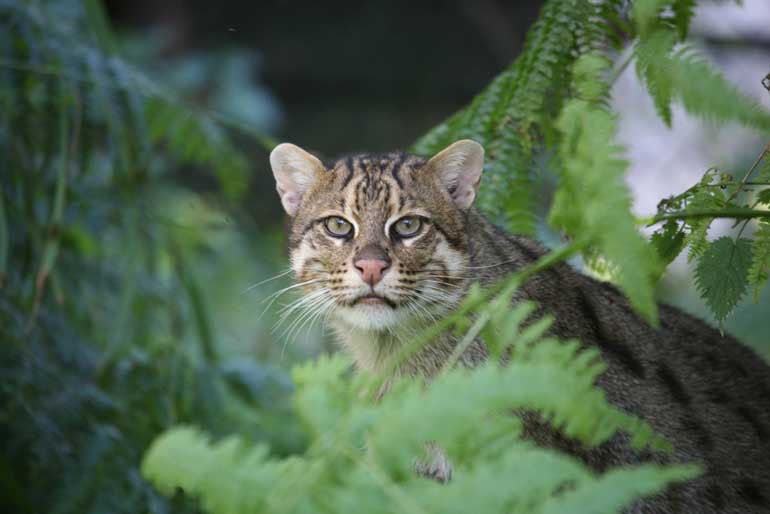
[427,139,484,210]
[269,143,325,216]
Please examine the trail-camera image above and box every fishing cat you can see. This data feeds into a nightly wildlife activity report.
[269,139,770,513]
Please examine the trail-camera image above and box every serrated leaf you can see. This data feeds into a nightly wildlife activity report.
[694,236,753,323]
[650,220,686,270]
[757,189,770,206]
[748,221,770,302]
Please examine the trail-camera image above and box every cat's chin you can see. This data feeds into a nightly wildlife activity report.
[335,302,409,332]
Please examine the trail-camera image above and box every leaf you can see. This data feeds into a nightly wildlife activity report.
[757,189,770,206]
[650,219,686,270]
[672,0,697,40]
[634,30,676,126]
[635,29,770,132]
[748,221,770,302]
[684,183,726,262]
[539,464,701,514]
[551,56,660,323]
[631,0,669,38]
[694,236,753,323]
[413,0,628,235]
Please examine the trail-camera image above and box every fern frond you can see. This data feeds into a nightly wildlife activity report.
[634,30,676,126]
[631,0,671,39]
[672,0,697,40]
[413,0,627,234]
[144,288,695,514]
[551,55,659,323]
[144,341,691,514]
[635,29,770,132]
[539,463,700,514]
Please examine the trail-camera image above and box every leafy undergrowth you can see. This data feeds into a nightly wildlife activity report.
[143,298,699,514]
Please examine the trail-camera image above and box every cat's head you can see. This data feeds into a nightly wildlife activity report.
[269,140,484,332]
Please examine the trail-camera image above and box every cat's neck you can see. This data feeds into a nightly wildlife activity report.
[331,319,429,374]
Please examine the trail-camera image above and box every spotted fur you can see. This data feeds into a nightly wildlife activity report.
[273,144,483,375]
[270,142,770,513]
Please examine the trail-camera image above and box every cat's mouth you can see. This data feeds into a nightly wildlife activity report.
[353,294,396,308]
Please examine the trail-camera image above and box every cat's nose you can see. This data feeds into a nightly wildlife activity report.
[353,244,390,286]
[355,258,389,286]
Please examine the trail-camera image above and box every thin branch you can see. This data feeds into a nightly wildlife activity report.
[646,208,770,226]
[725,141,770,204]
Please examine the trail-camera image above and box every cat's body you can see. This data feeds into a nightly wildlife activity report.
[457,211,770,514]
[269,140,770,513]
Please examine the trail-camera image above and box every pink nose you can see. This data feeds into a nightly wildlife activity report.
[354,258,389,286]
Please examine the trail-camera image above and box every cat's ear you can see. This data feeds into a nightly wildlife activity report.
[269,143,325,216]
[427,139,484,210]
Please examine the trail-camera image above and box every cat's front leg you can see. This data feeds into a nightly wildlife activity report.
[414,442,452,483]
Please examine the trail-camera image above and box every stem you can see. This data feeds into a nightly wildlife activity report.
[441,312,492,374]
[608,49,634,87]
[0,189,6,288]
[725,141,770,204]
[646,208,770,226]
[172,241,219,364]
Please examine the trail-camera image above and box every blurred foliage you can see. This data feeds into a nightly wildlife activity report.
[143,291,698,514]
[0,1,302,513]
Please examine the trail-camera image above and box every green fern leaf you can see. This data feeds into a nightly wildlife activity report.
[551,55,659,323]
[631,0,670,38]
[414,0,628,235]
[635,29,770,132]
[634,30,676,126]
[539,463,701,514]
[672,0,697,40]
[143,291,690,514]
[694,236,753,323]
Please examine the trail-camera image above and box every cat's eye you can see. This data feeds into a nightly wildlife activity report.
[392,216,422,238]
[324,216,353,237]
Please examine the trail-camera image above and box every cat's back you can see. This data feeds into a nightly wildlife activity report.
[466,211,770,512]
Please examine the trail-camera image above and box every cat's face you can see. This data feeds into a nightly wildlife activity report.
[270,140,483,332]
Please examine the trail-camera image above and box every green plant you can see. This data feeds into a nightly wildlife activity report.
[0,1,297,513]
[143,281,699,514]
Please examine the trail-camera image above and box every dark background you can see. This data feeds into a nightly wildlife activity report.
[105,0,542,155]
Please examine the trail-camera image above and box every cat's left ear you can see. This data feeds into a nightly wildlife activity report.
[427,139,484,210]
[270,143,325,216]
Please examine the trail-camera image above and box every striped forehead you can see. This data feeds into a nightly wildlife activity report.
[332,153,419,216]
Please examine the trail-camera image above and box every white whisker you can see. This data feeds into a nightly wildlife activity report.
[240,268,293,295]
